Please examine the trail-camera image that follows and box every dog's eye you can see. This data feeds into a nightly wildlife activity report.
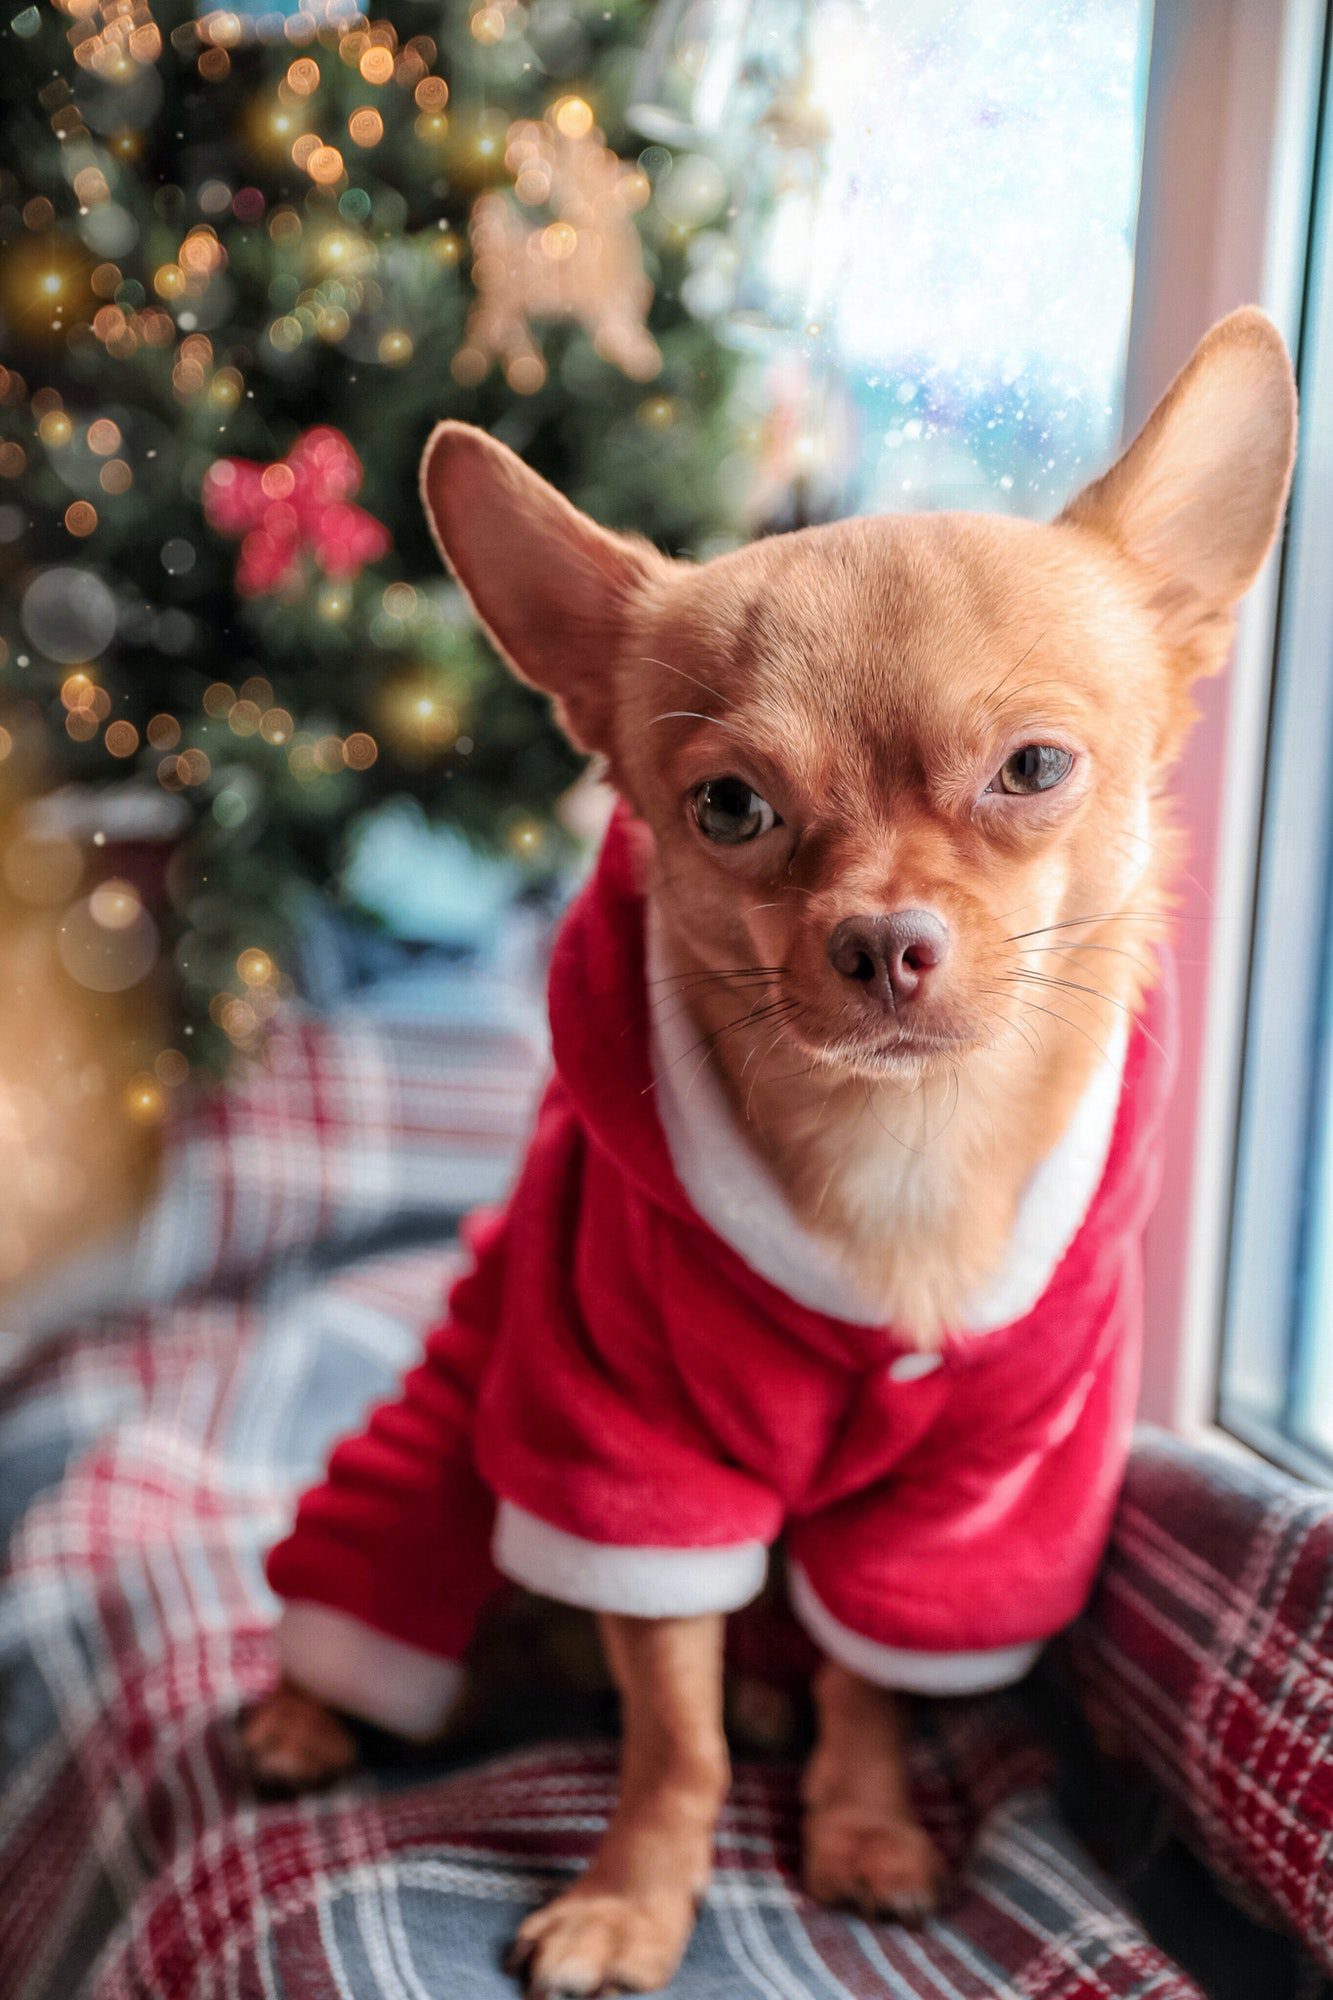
[693,777,780,844]
[990,745,1074,796]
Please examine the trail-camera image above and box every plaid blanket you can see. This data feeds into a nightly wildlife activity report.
[0,998,1284,2000]
[1072,1433,1333,1981]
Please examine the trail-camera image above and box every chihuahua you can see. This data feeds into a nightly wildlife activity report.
[244,308,1296,1997]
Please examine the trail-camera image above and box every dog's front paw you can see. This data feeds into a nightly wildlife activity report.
[506,1886,695,1996]
[241,1684,359,1794]
[802,1807,950,1926]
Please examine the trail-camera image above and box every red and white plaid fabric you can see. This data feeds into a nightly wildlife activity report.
[0,1001,1302,1998]
[1070,1431,1333,1977]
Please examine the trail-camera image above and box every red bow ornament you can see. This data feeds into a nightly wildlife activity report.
[202,426,391,596]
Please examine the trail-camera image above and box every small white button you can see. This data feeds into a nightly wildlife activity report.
[887,1351,943,1383]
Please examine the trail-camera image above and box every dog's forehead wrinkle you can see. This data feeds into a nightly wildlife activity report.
[750,525,1014,699]
[730,587,777,678]
[651,509,1160,796]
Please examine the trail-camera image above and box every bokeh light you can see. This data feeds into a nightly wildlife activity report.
[89,878,142,931]
[237,947,274,986]
[359,45,394,84]
[306,144,344,185]
[348,107,383,147]
[124,1074,166,1124]
[21,567,117,661]
[553,95,594,140]
[59,893,158,992]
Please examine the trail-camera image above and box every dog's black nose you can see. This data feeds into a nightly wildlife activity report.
[827,911,949,1008]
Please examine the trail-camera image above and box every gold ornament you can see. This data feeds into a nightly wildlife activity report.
[457,104,661,391]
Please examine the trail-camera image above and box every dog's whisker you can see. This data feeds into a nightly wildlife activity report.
[1108,829,1212,908]
[646,970,783,1019]
[1004,974,1114,1038]
[1005,912,1161,942]
[994,897,1048,926]
[648,992,777,1039]
[1024,941,1154,973]
[813,1091,881,1221]
[979,630,1047,711]
[645,981,781,1021]
[1007,973,1171,1062]
[642,992,792,1094]
[975,982,1046,1065]
[1002,1011,1043,1061]
[759,1062,824,1088]
[861,1082,926,1158]
[1012,997,1113,1068]
[644,965,786,988]
[981,678,1067,716]
[681,998,800,1103]
[639,656,730,709]
[997,1007,1050,1063]
[647,972,780,994]
[1002,970,1166,1058]
[930,1061,963,1148]
[645,969,787,1038]
[1004,968,1115,1008]
[909,1061,962,1151]
[744,1012,807,1122]
[648,709,747,738]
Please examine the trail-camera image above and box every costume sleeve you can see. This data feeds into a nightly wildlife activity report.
[472,1109,782,1619]
[265,1204,511,1720]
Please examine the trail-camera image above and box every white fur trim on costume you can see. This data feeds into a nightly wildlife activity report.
[646,908,1128,1334]
[276,1601,465,1740]
[960,1013,1129,1329]
[789,1564,1042,1696]
[494,1501,768,1617]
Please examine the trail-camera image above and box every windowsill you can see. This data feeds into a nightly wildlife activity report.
[1204,1411,1333,1490]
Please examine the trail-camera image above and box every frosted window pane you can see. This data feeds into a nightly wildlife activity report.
[803,0,1151,515]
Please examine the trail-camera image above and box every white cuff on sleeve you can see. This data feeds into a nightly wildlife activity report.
[494,1501,768,1618]
[276,1601,465,1740]
[790,1563,1043,1696]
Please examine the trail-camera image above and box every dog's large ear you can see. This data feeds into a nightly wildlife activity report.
[1061,307,1296,671]
[420,421,666,753]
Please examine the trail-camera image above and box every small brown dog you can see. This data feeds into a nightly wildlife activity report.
[245,308,1295,1995]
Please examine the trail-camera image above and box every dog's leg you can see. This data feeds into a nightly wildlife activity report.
[241,1681,359,1793]
[801,1659,949,1924]
[509,1611,728,1996]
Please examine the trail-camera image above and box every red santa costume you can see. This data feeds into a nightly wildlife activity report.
[267,810,1176,1738]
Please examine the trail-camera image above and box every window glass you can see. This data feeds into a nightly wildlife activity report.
[804,0,1154,513]
[652,0,1153,518]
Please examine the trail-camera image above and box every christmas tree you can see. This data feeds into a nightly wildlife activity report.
[0,0,739,1062]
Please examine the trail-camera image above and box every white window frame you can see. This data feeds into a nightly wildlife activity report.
[1128,0,1328,1439]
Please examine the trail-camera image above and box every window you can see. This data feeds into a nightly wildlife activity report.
[634,0,1153,519]
[1221,19,1333,1473]
[799,0,1153,516]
